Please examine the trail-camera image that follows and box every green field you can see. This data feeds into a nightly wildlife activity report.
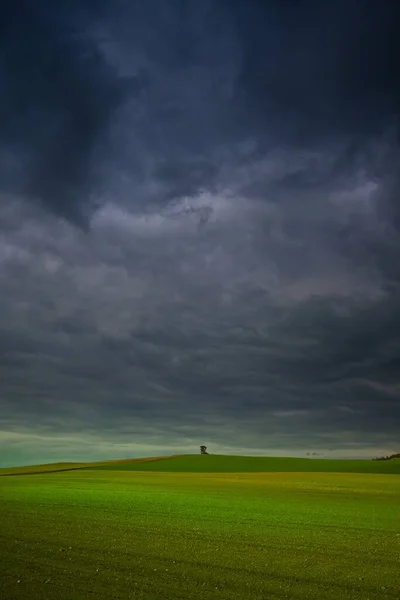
[1,455,399,599]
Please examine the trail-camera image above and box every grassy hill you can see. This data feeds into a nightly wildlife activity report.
[87,454,400,474]
[2,453,400,475]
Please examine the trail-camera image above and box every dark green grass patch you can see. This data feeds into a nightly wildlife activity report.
[0,455,179,476]
[0,470,399,599]
[87,454,400,474]
[0,462,88,476]
[2,455,400,477]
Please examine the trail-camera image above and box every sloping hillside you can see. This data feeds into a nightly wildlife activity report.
[2,454,400,476]
[0,455,179,476]
[86,454,400,474]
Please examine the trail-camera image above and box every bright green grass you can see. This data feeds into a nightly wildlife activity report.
[87,454,400,475]
[1,469,399,599]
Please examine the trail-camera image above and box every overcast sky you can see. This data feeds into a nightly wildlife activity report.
[1,0,399,467]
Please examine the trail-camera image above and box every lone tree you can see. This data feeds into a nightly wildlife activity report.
[200,446,209,455]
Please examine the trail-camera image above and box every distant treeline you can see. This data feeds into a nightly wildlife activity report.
[373,452,400,461]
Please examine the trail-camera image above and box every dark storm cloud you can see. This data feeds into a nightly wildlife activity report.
[0,0,139,227]
[0,202,398,459]
[1,1,400,466]
[231,0,400,139]
[1,0,399,222]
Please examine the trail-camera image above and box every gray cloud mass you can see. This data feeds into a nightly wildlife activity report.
[0,0,399,465]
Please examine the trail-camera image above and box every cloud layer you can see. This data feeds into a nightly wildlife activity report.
[0,0,399,465]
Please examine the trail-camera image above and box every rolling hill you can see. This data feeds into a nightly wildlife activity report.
[1,453,400,475]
